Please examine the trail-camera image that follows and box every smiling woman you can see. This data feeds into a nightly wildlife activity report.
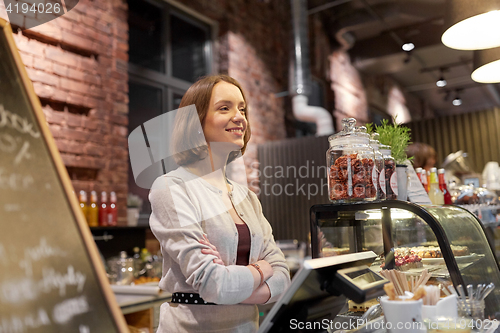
[202,81,248,152]
[149,75,290,332]
[171,75,252,167]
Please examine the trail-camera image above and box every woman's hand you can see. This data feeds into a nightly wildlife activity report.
[253,260,273,281]
[247,260,273,290]
[199,234,224,265]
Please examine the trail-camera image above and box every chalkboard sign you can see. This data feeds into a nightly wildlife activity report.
[0,19,129,332]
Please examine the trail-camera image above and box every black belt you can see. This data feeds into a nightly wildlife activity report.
[171,292,216,305]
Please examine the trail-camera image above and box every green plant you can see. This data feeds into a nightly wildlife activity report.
[374,117,413,164]
[365,123,374,134]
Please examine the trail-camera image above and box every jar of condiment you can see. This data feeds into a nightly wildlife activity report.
[327,118,376,203]
[370,133,385,200]
[380,144,398,200]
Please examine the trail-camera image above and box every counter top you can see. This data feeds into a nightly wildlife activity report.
[115,290,171,315]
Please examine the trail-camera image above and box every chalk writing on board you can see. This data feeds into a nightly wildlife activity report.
[0,308,51,333]
[13,141,31,165]
[18,238,67,276]
[1,267,87,303]
[0,104,40,139]
[0,168,34,191]
[40,266,86,296]
[3,203,20,212]
[1,277,38,304]
[0,133,16,153]
[0,133,33,165]
[53,296,90,324]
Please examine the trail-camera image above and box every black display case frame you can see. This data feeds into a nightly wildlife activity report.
[310,200,500,303]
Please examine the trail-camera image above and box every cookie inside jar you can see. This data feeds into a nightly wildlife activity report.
[327,118,377,203]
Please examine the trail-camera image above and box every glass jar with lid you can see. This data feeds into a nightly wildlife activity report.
[379,144,398,200]
[327,118,376,203]
[370,133,385,200]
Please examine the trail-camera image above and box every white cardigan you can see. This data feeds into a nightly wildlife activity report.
[149,167,290,332]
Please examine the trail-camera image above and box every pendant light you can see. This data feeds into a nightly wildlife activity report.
[471,46,500,83]
[436,68,447,87]
[452,93,462,106]
[442,0,500,50]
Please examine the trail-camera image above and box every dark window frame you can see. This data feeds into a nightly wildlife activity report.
[128,0,214,105]
[127,0,215,219]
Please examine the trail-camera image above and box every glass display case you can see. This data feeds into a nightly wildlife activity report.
[310,200,500,319]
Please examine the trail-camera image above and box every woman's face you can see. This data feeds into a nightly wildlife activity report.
[203,81,247,149]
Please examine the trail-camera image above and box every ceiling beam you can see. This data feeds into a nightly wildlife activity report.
[308,0,352,15]
[420,59,472,73]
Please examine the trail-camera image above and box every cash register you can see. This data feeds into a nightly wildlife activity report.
[258,251,388,333]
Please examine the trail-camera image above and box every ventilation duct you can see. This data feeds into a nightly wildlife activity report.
[289,0,334,136]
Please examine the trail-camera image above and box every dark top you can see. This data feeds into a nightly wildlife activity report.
[236,223,251,265]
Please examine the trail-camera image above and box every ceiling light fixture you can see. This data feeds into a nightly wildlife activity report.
[442,0,500,50]
[436,77,447,87]
[435,68,448,87]
[471,46,500,83]
[452,90,462,106]
[402,42,415,52]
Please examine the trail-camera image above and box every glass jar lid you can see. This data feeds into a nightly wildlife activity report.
[353,126,370,144]
[328,118,370,146]
[379,144,392,156]
[370,140,381,151]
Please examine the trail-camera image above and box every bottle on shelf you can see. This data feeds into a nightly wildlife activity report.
[88,191,99,227]
[415,167,424,188]
[428,167,444,205]
[99,191,108,226]
[107,191,118,226]
[78,190,88,223]
[438,168,453,204]
[141,248,152,263]
[421,170,429,193]
[427,171,431,194]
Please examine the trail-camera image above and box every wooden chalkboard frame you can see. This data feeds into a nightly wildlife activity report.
[0,18,129,332]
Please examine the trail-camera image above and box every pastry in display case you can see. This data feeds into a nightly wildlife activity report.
[310,200,500,320]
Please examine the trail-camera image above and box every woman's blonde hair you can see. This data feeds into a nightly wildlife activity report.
[171,75,251,166]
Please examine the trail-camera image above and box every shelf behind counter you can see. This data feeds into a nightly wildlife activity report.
[90,225,152,259]
[90,222,165,331]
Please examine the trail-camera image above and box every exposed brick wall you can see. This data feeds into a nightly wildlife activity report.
[329,49,431,127]
[0,0,130,224]
[170,0,290,194]
[329,50,369,129]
